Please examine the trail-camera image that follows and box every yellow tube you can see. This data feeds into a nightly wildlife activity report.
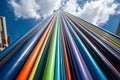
[28,19,54,80]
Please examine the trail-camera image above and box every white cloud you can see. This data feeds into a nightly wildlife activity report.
[9,0,120,26]
[63,0,120,26]
[63,0,80,15]
[9,0,62,20]
[9,0,40,19]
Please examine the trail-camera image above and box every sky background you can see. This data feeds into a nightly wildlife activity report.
[0,0,120,44]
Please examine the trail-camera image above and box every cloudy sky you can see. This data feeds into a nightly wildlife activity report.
[0,0,120,44]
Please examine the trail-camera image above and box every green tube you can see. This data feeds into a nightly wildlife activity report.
[43,16,58,80]
[55,16,60,80]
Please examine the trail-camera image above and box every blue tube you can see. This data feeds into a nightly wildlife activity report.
[64,12,120,42]
[65,13,120,79]
[66,15,120,71]
[62,15,92,80]
[59,18,66,80]
[0,17,51,80]
[55,17,60,80]
[64,16,107,80]
[0,15,54,65]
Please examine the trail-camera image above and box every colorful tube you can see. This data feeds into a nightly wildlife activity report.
[65,16,107,80]
[0,15,53,65]
[61,28,72,80]
[62,16,92,80]
[55,16,60,80]
[16,16,55,80]
[33,27,53,80]
[0,11,119,80]
[66,12,120,49]
[43,16,58,80]
[70,17,120,79]
[60,38,67,80]
[59,19,66,80]
[63,29,77,80]
[0,18,49,80]
[28,17,53,80]
[68,15,120,72]
[65,13,120,71]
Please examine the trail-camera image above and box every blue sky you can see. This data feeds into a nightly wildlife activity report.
[0,0,120,44]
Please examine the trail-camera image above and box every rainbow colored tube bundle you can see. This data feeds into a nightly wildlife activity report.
[0,12,120,80]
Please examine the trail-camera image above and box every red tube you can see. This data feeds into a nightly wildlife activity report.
[61,28,72,80]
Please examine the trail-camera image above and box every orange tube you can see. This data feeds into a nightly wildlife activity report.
[16,17,55,80]
[61,29,72,80]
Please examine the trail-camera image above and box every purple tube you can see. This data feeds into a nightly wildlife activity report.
[61,15,92,80]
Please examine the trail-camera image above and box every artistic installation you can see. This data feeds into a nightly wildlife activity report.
[0,12,120,80]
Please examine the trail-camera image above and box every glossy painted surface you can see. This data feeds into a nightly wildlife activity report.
[43,16,58,80]
[62,16,92,80]
[28,16,53,80]
[64,16,107,80]
[0,12,119,80]
[16,16,55,80]
[55,16,60,80]
[0,15,53,80]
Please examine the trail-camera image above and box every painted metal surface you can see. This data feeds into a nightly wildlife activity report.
[43,15,58,80]
[0,11,119,80]
[16,15,55,80]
